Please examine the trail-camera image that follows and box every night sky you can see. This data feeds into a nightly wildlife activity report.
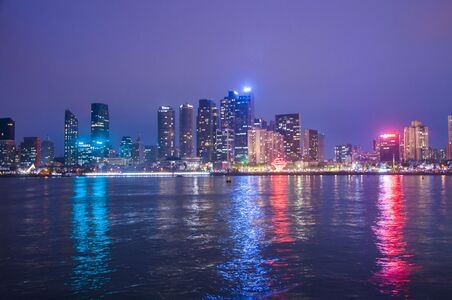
[1,0,451,158]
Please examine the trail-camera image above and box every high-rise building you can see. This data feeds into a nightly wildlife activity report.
[77,140,93,166]
[303,129,325,162]
[0,118,15,140]
[376,133,400,163]
[214,128,235,164]
[64,110,78,166]
[91,103,110,159]
[132,137,145,165]
[220,91,237,130]
[403,120,429,161]
[41,138,54,166]
[335,144,352,163]
[144,145,159,165]
[0,117,16,167]
[197,99,218,163]
[20,137,41,167]
[157,106,176,159]
[447,115,452,160]
[275,113,301,161]
[248,128,284,164]
[119,136,133,159]
[234,88,254,163]
[179,103,194,158]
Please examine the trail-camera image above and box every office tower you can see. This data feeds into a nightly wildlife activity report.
[158,106,176,159]
[77,140,93,166]
[0,118,15,140]
[179,103,194,158]
[144,145,159,164]
[376,133,400,163]
[447,115,452,160]
[41,138,54,166]
[91,103,110,159]
[248,128,284,164]
[64,110,78,166]
[119,136,133,159]
[220,91,237,129]
[132,137,145,165]
[20,137,41,167]
[197,99,218,163]
[303,129,324,162]
[214,128,235,164]
[403,120,429,161]
[234,88,254,163]
[275,113,301,161]
[0,117,16,167]
[335,144,353,163]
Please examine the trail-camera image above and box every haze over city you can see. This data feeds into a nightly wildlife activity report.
[1,0,452,156]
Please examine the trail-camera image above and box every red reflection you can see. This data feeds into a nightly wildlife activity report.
[270,176,294,244]
[372,175,416,297]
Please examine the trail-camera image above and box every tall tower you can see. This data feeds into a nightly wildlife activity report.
[41,138,54,166]
[0,117,16,167]
[403,120,429,161]
[275,113,302,161]
[197,99,218,163]
[234,87,254,163]
[179,103,194,158]
[90,103,110,159]
[157,106,176,159]
[64,110,78,166]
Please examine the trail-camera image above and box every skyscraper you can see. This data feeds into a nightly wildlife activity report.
[214,128,235,164]
[275,113,301,161]
[119,136,133,159]
[447,115,452,160]
[248,128,284,164]
[64,110,78,166]
[303,129,325,162]
[20,137,41,167]
[335,144,352,163]
[41,138,54,166]
[91,103,110,159]
[197,99,218,163]
[403,120,429,161]
[179,103,194,158]
[234,88,254,163]
[220,91,237,129]
[0,118,15,140]
[132,137,145,165]
[157,106,176,159]
[376,133,400,163]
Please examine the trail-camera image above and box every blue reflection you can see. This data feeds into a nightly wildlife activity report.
[71,176,112,293]
[217,177,269,296]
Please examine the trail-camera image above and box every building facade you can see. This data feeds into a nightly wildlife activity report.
[91,103,110,159]
[376,133,400,163]
[20,137,41,168]
[0,117,15,168]
[119,136,133,159]
[157,106,176,159]
[335,144,353,163]
[197,99,218,163]
[179,103,194,158]
[41,138,54,166]
[275,113,301,162]
[403,120,429,161]
[64,110,78,166]
[303,129,325,162]
[234,89,254,163]
[448,115,452,160]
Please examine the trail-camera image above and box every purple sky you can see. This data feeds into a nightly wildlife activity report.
[1,0,452,158]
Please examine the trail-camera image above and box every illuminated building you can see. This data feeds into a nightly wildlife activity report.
[447,115,452,160]
[144,145,158,164]
[132,137,145,165]
[253,117,267,129]
[234,88,254,163]
[20,137,41,167]
[0,118,15,140]
[41,138,54,166]
[248,128,284,164]
[303,129,324,162]
[77,140,93,166]
[214,128,235,164]
[376,133,400,163]
[335,144,352,163]
[119,136,133,159]
[196,99,218,163]
[157,106,176,159]
[64,110,78,166]
[275,113,301,161]
[220,91,237,130]
[403,120,429,161]
[179,103,194,158]
[90,103,110,159]
[0,117,15,167]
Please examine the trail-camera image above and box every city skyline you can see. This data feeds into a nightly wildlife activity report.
[1,1,452,155]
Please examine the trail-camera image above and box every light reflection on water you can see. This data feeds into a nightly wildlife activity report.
[71,177,112,293]
[372,175,416,297]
